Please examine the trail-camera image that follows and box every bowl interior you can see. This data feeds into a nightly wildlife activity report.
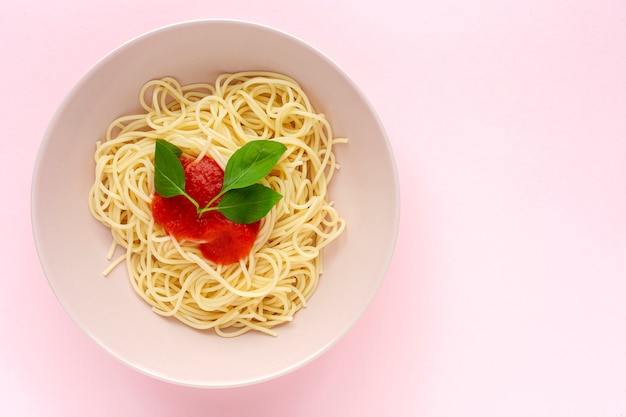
[31,20,399,387]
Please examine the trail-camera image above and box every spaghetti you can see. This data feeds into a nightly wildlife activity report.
[88,72,346,337]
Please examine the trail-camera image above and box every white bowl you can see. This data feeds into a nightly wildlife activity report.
[31,19,399,388]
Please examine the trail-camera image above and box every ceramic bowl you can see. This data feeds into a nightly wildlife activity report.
[31,19,399,388]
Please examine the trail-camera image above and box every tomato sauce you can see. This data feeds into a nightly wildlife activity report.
[151,155,260,265]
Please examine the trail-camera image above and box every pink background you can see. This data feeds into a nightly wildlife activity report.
[3,0,626,415]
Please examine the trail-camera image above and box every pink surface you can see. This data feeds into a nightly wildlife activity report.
[3,0,626,416]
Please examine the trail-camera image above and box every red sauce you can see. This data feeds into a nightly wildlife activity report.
[151,155,260,265]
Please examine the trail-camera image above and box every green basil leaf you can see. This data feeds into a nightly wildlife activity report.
[157,139,183,156]
[217,183,283,224]
[154,139,186,198]
[222,140,287,192]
